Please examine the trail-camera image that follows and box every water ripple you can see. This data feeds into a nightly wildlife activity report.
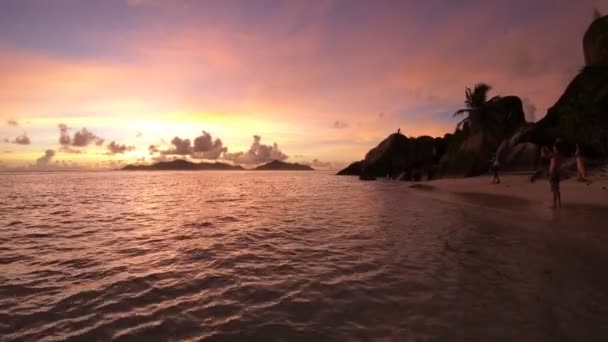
[1,171,608,340]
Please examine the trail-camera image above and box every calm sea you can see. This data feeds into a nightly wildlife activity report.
[1,171,607,341]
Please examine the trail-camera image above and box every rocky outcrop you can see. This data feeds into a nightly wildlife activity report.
[362,134,439,180]
[496,124,540,170]
[519,66,608,158]
[361,133,414,178]
[338,17,608,179]
[337,133,446,180]
[519,15,608,159]
[584,15,608,66]
[337,160,364,175]
[439,131,499,177]
[439,96,527,176]
[486,96,527,135]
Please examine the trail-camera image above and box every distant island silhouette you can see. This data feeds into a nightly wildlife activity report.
[121,159,314,171]
[254,160,314,171]
[121,159,243,171]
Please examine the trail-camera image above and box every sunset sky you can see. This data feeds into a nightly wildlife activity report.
[1,0,606,170]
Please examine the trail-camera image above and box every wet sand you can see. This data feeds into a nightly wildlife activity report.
[426,172,608,209]
[408,172,608,340]
[410,171,608,241]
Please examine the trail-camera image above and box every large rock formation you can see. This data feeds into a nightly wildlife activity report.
[439,96,527,176]
[487,96,528,136]
[520,15,608,158]
[439,131,497,177]
[584,14,608,66]
[338,16,608,179]
[337,133,446,180]
[519,66,608,157]
[496,124,540,170]
[337,160,364,175]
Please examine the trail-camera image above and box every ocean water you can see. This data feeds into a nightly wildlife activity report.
[1,171,608,341]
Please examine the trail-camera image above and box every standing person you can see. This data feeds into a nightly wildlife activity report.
[490,154,500,184]
[575,144,587,181]
[542,142,562,209]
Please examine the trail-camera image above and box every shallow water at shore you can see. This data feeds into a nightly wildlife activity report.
[1,171,608,341]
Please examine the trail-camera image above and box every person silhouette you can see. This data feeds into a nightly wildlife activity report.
[575,144,587,181]
[542,141,562,209]
[397,128,401,134]
[490,154,500,184]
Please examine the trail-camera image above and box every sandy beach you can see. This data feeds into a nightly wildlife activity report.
[408,168,608,243]
[419,169,608,209]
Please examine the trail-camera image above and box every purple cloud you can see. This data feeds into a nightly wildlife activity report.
[223,135,288,165]
[107,141,135,154]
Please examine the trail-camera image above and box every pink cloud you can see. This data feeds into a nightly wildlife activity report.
[0,0,601,167]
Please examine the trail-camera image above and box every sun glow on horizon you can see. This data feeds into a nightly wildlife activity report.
[1,0,602,170]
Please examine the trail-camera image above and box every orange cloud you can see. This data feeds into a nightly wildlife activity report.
[0,1,600,168]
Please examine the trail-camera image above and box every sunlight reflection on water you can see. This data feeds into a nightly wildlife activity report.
[1,171,607,341]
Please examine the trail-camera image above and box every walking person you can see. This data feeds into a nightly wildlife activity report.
[542,142,562,209]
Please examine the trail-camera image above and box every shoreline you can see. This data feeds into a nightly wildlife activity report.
[419,172,608,207]
[407,172,608,227]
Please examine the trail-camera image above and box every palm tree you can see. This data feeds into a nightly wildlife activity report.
[453,83,500,132]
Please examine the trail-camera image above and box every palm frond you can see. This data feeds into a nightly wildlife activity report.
[456,118,469,131]
[471,83,491,107]
[473,83,492,94]
[488,95,502,103]
[453,109,471,117]
[462,83,494,110]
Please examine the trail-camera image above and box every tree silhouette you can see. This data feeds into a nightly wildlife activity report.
[453,83,501,132]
